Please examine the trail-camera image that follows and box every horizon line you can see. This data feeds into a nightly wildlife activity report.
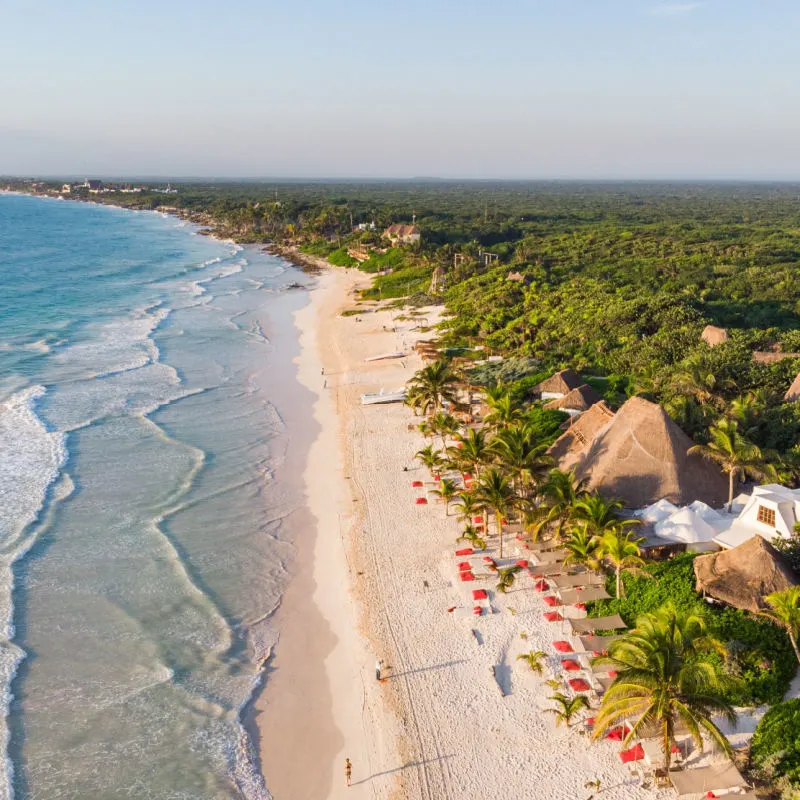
[6,175,800,185]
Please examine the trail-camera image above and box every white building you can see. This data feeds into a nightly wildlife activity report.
[637,483,800,552]
[713,484,800,549]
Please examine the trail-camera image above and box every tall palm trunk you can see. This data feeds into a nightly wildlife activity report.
[727,469,736,513]
[497,515,504,559]
[616,565,622,599]
[788,628,800,665]
[662,718,672,773]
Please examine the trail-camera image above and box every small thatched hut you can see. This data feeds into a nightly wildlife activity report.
[544,384,603,416]
[752,348,800,364]
[535,369,583,400]
[561,396,728,507]
[786,372,800,403]
[694,536,797,613]
[701,325,729,347]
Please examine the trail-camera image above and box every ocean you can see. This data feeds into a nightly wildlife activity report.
[0,193,315,798]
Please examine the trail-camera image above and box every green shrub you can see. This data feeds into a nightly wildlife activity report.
[326,247,357,267]
[589,554,796,705]
[751,699,800,791]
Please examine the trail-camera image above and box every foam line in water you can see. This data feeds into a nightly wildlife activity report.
[0,386,68,800]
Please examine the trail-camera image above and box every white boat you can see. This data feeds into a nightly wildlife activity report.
[365,352,405,362]
[360,388,407,405]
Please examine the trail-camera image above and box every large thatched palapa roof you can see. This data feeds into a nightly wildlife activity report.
[535,368,583,397]
[565,396,728,507]
[701,325,729,347]
[547,400,615,470]
[544,383,603,413]
[694,535,797,613]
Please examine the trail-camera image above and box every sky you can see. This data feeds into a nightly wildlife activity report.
[1,0,799,179]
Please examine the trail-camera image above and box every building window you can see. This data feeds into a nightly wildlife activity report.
[757,505,776,527]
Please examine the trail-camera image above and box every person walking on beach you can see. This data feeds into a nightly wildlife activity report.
[375,659,383,681]
[345,758,352,787]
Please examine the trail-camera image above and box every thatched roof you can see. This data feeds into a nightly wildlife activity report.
[535,368,583,396]
[701,325,729,347]
[547,401,615,469]
[694,535,797,613]
[568,396,728,507]
[786,372,800,403]
[544,383,603,412]
[753,349,800,364]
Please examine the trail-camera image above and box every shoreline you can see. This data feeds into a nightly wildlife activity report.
[252,266,406,799]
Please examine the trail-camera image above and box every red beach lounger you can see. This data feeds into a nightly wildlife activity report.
[412,480,423,487]
[574,603,587,611]
[553,641,573,653]
[460,572,475,582]
[457,561,472,571]
[473,606,482,616]
[455,548,473,556]
[543,611,563,622]
[605,725,631,741]
[472,589,488,600]
[620,744,644,764]
[416,497,427,505]
[473,516,483,524]
[534,581,549,592]
[515,560,528,568]
[568,678,591,692]
[543,596,561,607]
[561,659,580,671]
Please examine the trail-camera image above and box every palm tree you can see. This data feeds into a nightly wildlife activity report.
[483,392,524,431]
[592,604,736,771]
[596,528,647,598]
[415,445,443,478]
[669,354,726,409]
[495,564,522,593]
[475,468,518,559]
[431,478,459,515]
[453,491,482,524]
[562,523,599,569]
[526,469,585,542]
[759,586,800,664]
[516,650,547,675]
[406,359,460,416]
[428,411,461,450]
[545,692,590,727]
[457,525,486,550]
[448,428,491,479]
[688,419,776,512]
[490,426,554,497]
[571,493,638,540]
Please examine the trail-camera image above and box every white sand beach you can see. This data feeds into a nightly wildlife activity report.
[256,266,747,800]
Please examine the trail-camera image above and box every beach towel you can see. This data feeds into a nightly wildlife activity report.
[561,659,580,671]
[472,589,488,600]
[544,612,563,622]
[553,641,573,653]
[455,548,473,556]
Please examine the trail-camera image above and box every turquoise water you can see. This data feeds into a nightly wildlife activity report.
[0,193,314,798]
